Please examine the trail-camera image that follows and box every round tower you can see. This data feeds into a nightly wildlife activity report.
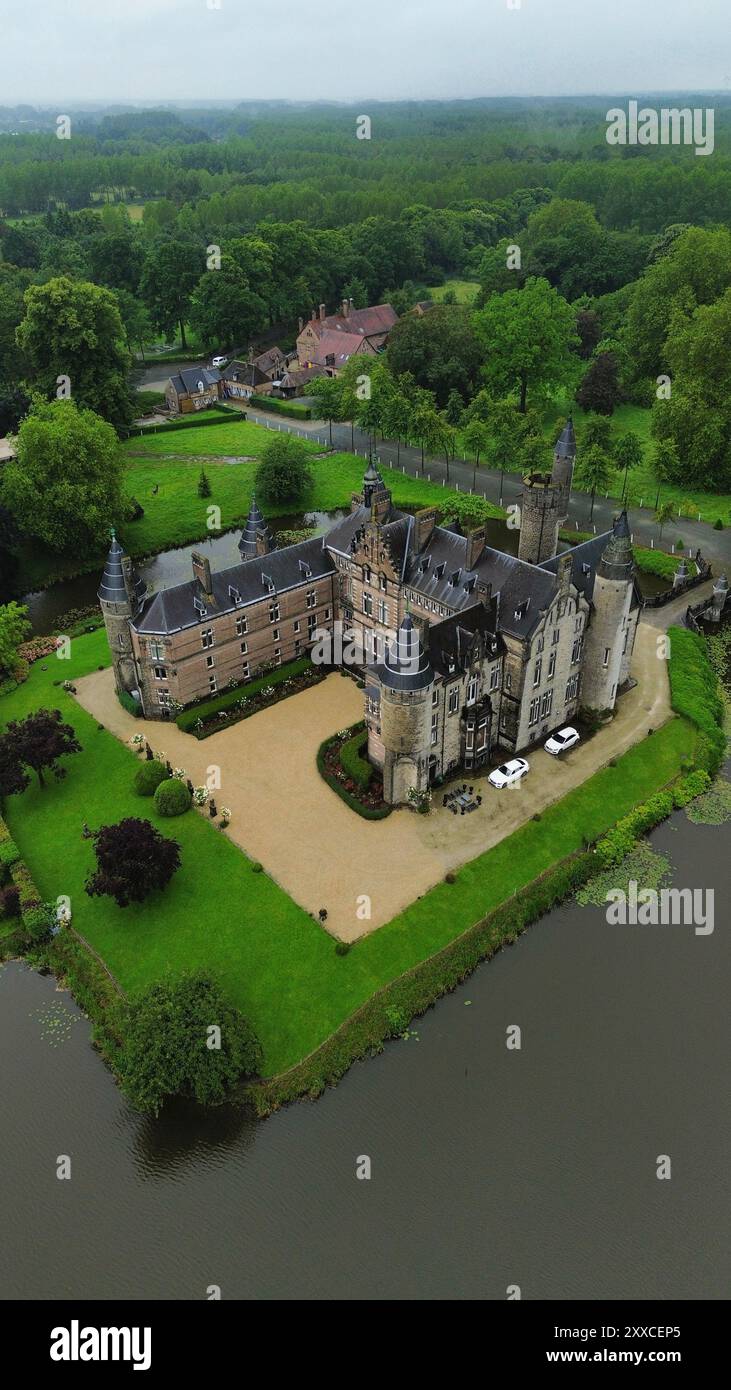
[518,473,561,565]
[581,511,635,712]
[551,417,576,523]
[376,614,434,806]
[98,530,146,697]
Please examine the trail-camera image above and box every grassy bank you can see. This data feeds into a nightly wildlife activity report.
[0,624,696,1078]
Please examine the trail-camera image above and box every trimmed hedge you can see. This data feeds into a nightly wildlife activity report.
[668,626,726,775]
[316,733,391,820]
[154,778,192,817]
[339,726,373,791]
[176,657,313,732]
[249,395,314,420]
[133,759,168,797]
[0,836,21,868]
[122,406,244,438]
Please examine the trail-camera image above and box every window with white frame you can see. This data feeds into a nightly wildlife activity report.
[236,616,247,637]
[533,658,542,687]
[269,602,280,623]
[603,647,610,667]
[206,654,214,669]
[153,666,167,681]
[306,590,316,609]
[565,673,579,702]
[467,675,478,705]
[548,652,556,679]
[529,697,540,726]
[448,687,459,714]
[431,712,438,745]
[201,628,214,649]
[489,665,499,692]
[540,689,553,719]
[378,599,387,624]
[149,640,165,662]
[363,593,373,617]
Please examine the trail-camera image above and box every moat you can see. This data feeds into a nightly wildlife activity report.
[1,792,728,1300]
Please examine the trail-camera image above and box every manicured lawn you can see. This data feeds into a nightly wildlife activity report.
[2,628,693,1076]
[121,418,320,459]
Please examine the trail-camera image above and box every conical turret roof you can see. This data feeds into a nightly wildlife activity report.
[238,495,272,558]
[597,509,634,580]
[97,530,146,609]
[554,417,576,458]
[377,613,434,691]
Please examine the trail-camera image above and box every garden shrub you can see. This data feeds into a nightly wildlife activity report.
[251,862,263,873]
[154,778,192,817]
[335,941,351,956]
[133,759,168,797]
[339,728,372,790]
[595,790,676,867]
[1,885,20,918]
[118,689,142,718]
[672,769,712,808]
[177,657,313,732]
[0,838,21,868]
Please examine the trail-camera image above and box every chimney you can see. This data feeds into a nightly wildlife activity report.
[414,507,437,552]
[342,298,349,319]
[248,345,254,364]
[319,303,326,321]
[557,550,573,601]
[191,551,214,601]
[298,316,304,333]
[476,577,492,609]
[467,525,486,570]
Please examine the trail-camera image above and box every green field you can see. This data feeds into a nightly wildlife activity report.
[426,279,480,303]
[1,626,694,1076]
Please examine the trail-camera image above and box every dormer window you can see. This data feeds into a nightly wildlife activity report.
[262,572,275,593]
[582,562,592,576]
[435,562,446,579]
[299,560,312,579]
[193,597,207,618]
[449,570,461,587]
[514,599,530,620]
[228,585,240,603]
[464,577,476,594]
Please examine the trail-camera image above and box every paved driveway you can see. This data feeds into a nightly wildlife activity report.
[75,625,673,941]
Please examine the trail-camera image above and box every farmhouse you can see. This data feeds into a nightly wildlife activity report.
[165,365,222,415]
[296,299,398,374]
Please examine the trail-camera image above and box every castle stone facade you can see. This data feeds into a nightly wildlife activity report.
[100,431,641,806]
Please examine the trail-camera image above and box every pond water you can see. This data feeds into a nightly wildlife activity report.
[20,511,347,635]
[1,792,729,1300]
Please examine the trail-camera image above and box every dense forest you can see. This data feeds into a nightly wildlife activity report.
[1,97,731,572]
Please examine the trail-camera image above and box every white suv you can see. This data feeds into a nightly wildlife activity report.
[488,757,530,789]
[544,727,580,756]
[211,355,228,369]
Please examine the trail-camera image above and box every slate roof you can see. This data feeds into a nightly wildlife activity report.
[540,514,641,608]
[221,360,269,389]
[376,613,434,692]
[251,346,284,376]
[554,417,577,459]
[98,533,146,609]
[168,366,222,397]
[426,604,503,678]
[133,536,334,636]
[238,496,272,558]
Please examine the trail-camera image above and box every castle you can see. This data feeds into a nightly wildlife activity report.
[99,420,642,806]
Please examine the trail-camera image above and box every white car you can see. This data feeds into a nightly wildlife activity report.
[488,757,530,789]
[544,726,580,756]
[211,355,228,369]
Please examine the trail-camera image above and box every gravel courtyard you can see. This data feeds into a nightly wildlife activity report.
[74,623,672,941]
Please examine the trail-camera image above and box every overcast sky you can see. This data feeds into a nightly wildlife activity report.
[3,0,731,105]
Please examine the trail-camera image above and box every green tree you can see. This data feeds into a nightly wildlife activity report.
[614,431,644,503]
[386,304,482,406]
[654,498,676,543]
[140,238,204,349]
[580,413,614,455]
[474,277,580,413]
[444,388,464,425]
[119,973,262,1114]
[114,289,152,361]
[189,258,267,351]
[255,434,313,506]
[462,417,490,490]
[380,390,412,468]
[308,375,346,447]
[625,226,731,381]
[1,398,123,555]
[0,601,30,681]
[575,444,612,523]
[16,276,132,430]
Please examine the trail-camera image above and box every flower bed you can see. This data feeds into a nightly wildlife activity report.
[318,723,391,818]
[177,658,326,739]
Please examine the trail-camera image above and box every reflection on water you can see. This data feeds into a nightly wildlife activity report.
[1,791,729,1301]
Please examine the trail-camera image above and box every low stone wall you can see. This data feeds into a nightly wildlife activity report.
[643,561,712,609]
